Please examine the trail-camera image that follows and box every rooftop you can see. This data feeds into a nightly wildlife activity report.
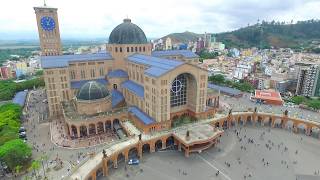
[208,83,242,96]
[41,52,113,69]
[12,90,28,107]
[77,81,110,101]
[108,18,147,44]
[173,124,223,146]
[152,50,199,58]
[128,54,184,77]
[128,106,155,125]
[121,80,144,98]
[107,69,128,78]
[111,89,125,108]
[70,78,108,89]
[254,90,283,102]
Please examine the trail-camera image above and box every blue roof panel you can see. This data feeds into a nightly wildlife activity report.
[13,90,28,107]
[107,69,128,78]
[111,89,125,108]
[71,78,108,89]
[128,54,184,77]
[152,50,199,58]
[41,52,113,69]
[128,106,155,125]
[208,83,242,96]
[121,80,144,98]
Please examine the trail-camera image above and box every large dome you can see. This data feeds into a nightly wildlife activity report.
[77,81,110,101]
[108,18,147,44]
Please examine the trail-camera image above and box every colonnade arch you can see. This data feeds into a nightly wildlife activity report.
[67,118,121,138]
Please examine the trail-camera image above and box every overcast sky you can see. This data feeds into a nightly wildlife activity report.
[0,0,319,40]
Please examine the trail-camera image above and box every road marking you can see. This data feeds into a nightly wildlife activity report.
[197,154,232,180]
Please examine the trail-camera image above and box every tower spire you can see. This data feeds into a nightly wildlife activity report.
[44,0,47,6]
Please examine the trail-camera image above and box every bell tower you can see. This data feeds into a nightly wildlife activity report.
[34,2,62,56]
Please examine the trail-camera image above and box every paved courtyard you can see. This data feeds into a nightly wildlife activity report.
[104,126,320,180]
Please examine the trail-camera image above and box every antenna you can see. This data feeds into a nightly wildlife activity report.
[44,0,47,6]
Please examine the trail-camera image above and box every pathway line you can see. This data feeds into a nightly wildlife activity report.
[197,154,232,180]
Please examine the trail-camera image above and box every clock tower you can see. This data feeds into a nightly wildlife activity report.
[34,4,62,56]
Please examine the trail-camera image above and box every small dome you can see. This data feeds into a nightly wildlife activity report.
[77,81,110,101]
[108,18,147,44]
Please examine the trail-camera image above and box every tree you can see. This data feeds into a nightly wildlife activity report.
[306,99,320,110]
[0,139,32,170]
[29,160,40,177]
[35,70,44,76]
[290,96,306,105]
[209,74,225,84]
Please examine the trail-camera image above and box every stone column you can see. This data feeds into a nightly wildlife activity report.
[184,148,190,157]
[271,118,275,128]
[162,140,166,150]
[77,126,80,138]
[95,124,98,134]
[293,123,298,133]
[113,158,118,168]
[69,125,73,137]
[103,122,106,133]
[282,120,287,129]
[87,126,90,136]
[138,145,143,159]
[102,159,108,176]
[91,171,97,180]
[150,143,155,153]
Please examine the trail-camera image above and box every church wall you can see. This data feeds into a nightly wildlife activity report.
[106,44,152,71]
[68,60,113,81]
[43,67,71,117]
[77,97,112,115]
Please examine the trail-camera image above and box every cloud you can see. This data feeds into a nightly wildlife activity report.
[0,0,318,39]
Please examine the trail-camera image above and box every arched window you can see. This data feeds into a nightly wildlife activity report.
[139,47,142,52]
[170,74,187,107]
[131,47,134,52]
[127,47,130,52]
[135,47,138,52]
[143,47,146,52]
[120,47,122,52]
[115,47,118,52]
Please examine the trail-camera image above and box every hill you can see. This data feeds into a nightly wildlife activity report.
[158,31,201,44]
[216,20,320,50]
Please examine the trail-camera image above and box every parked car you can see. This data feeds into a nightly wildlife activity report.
[19,127,26,133]
[128,158,139,165]
[19,132,26,139]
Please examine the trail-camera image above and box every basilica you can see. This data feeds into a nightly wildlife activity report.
[35,5,217,137]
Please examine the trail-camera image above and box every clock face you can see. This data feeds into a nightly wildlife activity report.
[171,79,183,94]
[40,16,55,31]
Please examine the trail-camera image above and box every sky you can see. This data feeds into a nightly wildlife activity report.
[0,0,319,40]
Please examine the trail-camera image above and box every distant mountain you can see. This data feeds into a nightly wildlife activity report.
[158,31,201,44]
[215,19,320,49]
